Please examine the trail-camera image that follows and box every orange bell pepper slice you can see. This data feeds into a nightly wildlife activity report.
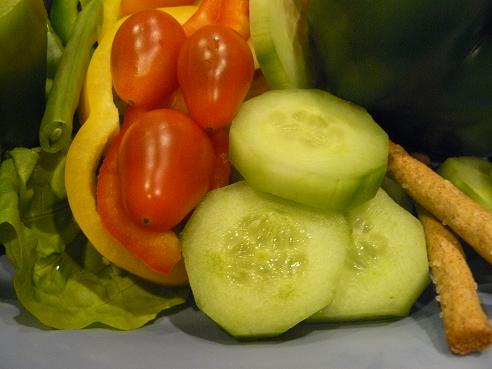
[183,0,250,39]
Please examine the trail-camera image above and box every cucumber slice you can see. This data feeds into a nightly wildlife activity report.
[229,89,388,210]
[438,156,492,212]
[181,181,350,337]
[250,0,314,88]
[310,189,429,321]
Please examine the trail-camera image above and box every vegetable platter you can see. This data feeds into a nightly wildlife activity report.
[2,0,492,368]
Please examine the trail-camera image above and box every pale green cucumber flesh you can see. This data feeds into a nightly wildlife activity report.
[438,156,492,212]
[181,181,350,337]
[250,0,313,88]
[310,189,429,322]
[229,89,388,210]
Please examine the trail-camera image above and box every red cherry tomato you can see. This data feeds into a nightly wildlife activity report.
[96,133,182,274]
[177,25,255,130]
[120,0,196,17]
[118,109,215,231]
[111,10,186,108]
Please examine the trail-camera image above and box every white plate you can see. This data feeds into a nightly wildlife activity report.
[1,256,492,369]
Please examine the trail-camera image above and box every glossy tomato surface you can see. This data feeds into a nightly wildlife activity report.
[178,25,254,130]
[118,109,215,232]
[96,133,184,275]
[111,9,186,108]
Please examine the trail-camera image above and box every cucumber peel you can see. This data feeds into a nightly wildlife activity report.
[250,0,314,89]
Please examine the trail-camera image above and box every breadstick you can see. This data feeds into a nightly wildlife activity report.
[387,141,492,265]
[418,210,492,355]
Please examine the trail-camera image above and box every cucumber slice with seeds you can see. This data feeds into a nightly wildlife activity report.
[229,89,388,210]
[181,181,350,337]
[310,189,429,322]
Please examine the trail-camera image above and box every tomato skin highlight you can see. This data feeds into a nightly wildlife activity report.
[96,133,183,274]
[111,9,186,108]
[118,109,215,232]
[178,25,255,130]
[122,103,230,189]
[119,0,196,16]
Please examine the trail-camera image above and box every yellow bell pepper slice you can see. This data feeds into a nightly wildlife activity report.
[65,3,197,286]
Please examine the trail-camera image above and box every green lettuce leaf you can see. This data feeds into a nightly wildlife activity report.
[0,147,189,330]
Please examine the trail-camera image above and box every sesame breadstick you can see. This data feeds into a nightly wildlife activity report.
[418,210,492,355]
[387,141,492,265]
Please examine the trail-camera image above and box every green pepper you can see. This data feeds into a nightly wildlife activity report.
[378,33,492,157]
[307,0,492,156]
[0,0,47,154]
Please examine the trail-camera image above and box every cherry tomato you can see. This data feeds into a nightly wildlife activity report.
[118,109,215,231]
[120,0,196,17]
[177,25,255,130]
[96,133,183,274]
[111,9,186,108]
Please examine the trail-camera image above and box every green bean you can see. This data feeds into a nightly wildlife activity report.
[39,0,102,154]
[49,0,92,45]
[46,19,63,91]
[46,20,63,78]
